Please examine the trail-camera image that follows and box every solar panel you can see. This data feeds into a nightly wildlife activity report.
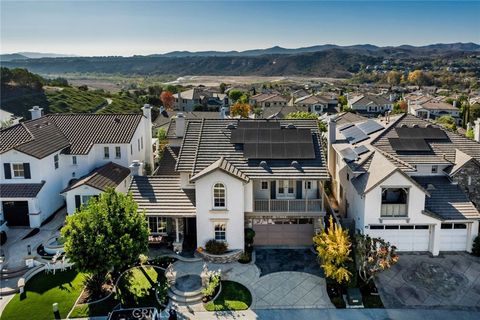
[243,143,257,158]
[338,123,354,131]
[395,127,448,140]
[353,145,369,155]
[340,148,358,162]
[244,129,258,142]
[237,121,280,129]
[297,143,315,158]
[357,119,384,135]
[230,129,245,143]
[389,138,432,151]
[342,125,369,144]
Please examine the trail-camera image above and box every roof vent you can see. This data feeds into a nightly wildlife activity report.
[400,124,408,128]
[114,117,121,123]
[425,124,433,128]
[34,124,41,128]
[227,122,236,130]
[427,183,436,191]
[259,161,268,169]
[286,123,296,129]
[412,124,419,128]
[291,161,301,170]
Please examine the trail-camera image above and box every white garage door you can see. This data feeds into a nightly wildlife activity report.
[253,218,314,246]
[439,223,468,251]
[367,225,430,252]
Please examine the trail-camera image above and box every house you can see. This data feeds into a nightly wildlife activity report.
[130,119,329,252]
[173,88,228,112]
[327,113,480,256]
[249,93,288,109]
[0,109,22,128]
[0,105,153,228]
[293,94,338,114]
[347,94,393,115]
[406,95,461,124]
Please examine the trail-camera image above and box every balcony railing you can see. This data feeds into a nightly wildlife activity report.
[381,203,407,217]
[254,199,323,213]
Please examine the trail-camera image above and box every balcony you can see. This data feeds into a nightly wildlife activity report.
[381,203,407,217]
[254,199,323,213]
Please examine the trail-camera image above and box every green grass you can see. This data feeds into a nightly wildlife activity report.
[2,270,84,320]
[116,265,165,308]
[204,281,252,311]
[69,295,120,318]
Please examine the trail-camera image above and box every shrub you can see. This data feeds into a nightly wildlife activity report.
[472,236,480,257]
[238,251,252,264]
[202,271,221,298]
[0,231,6,246]
[245,228,255,244]
[205,239,228,255]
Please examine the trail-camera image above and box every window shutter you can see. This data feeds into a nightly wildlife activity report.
[75,195,81,209]
[270,181,276,199]
[296,181,302,199]
[23,163,31,179]
[3,163,11,179]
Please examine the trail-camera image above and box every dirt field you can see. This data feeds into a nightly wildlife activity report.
[165,75,345,86]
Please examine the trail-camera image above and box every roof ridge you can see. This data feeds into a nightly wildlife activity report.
[374,146,416,170]
[191,118,205,175]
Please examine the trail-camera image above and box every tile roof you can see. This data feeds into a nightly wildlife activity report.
[176,119,329,180]
[372,114,480,168]
[129,176,196,216]
[412,176,480,220]
[154,146,180,176]
[349,94,391,106]
[165,112,223,139]
[261,106,310,119]
[0,182,45,198]
[251,93,287,103]
[0,113,144,158]
[334,112,368,126]
[190,157,249,182]
[62,162,130,193]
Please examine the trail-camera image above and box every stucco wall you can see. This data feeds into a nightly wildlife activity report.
[451,161,480,210]
[195,170,245,250]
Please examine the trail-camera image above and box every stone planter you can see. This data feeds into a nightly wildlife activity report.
[43,235,65,255]
[197,249,243,263]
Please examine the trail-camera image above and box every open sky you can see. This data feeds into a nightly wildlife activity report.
[1,0,479,56]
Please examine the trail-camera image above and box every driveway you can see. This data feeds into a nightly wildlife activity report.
[255,248,323,277]
[375,252,480,309]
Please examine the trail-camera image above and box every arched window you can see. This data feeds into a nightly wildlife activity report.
[213,183,226,208]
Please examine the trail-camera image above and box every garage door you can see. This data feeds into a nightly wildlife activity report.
[2,201,30,226]
[440,223,468,251]
[253,218,314,246]
[367,225,430,251]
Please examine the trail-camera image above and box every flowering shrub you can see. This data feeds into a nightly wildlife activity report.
[202,270,221,298]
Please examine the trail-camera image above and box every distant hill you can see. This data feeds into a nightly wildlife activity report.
[17,52,78,59]
[0,53,29,61]
[1,43,479,78]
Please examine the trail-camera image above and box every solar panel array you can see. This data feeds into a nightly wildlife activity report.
[353,145,369,155]
[338,123,354,131]
[341,125,369,144]
[231,125,315,159]
[340,148,358,162]
[357,119,384,135]
[395,127,448,140]
[389,138,432,152]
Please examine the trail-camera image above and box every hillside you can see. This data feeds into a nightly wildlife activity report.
[2,45,478,78]
[0,53,29,61]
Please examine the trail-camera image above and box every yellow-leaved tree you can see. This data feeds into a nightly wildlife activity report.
[313,215,352,284]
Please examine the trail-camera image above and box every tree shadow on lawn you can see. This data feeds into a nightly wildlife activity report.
[23,270,78,295]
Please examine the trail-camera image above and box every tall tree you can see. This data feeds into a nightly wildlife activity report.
[355,234,399,284]
[228,90,244,103]
[230,102,251,118]
[160,91,175,111]
[313,216,352,284]
[61,189,149,293]
[386,71,401,86]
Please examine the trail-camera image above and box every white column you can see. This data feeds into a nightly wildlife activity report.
[175,218,180,242]
[430,223,441,256]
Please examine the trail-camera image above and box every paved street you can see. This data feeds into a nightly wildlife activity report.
[375,252,480,309]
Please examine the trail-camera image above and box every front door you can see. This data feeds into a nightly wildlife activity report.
[2,201,30,226]
[277,180,295,199]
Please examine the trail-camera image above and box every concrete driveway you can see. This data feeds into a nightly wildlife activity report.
[375,252,480,309]
[255,248,323,276]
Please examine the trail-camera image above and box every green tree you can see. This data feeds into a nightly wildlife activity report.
[338,95,348,106]
[285,111,318,119]
[386,71,402,86]
[355,234,399,284]
[230,102,251,118]
[313,216,352,284]
[436,115,457,131]
[466,128,474,140]
[61,189,149,293]
[219,82,227,94]
[228,90,244,103]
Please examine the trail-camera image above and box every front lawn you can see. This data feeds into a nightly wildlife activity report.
[2,270,84,320]
[204,281,252,311]
[69,295,120,318]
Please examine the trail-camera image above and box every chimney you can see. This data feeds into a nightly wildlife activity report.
[327,117,336,145]
[175,113,186,138]
[29,106,43,120]
[474,118,480,142]
[141,104,154,168]
[129,160,143,176]
[327,117,337,177]
[219,106,226,119]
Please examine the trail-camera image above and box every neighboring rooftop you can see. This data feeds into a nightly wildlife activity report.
[0,182,45,198]
[62,162,130,193]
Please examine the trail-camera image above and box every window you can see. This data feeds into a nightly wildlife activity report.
[339,184,344,199]
[81,195,94,205]
[54,154,59,169]
[305,181,312,189]
[214,222,226,241]
[381,188,408,217]
[115,146,121,159]
[72,172,76,178]
[141,137,144,150]
[213,183,226,208]
[148,216,167,234]
[72,156,77,165]
[104,147,109,159]
[454,223,467,229]
[278,180,294,195]
[441,223,453,229]
[138,139,140,152]
[431,165,438,173]
[12,163,25,178]
[346,173,350,181]
[370,225,384,230]
[261,181,268,190]
[468,176,472,186]
[130,144,133,155]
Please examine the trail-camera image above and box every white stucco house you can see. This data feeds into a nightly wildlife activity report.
[130,118,329,252]
[0,105,154,228]
[347,94,393,116]
[406,95,462,125]
[328,113,480,256]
